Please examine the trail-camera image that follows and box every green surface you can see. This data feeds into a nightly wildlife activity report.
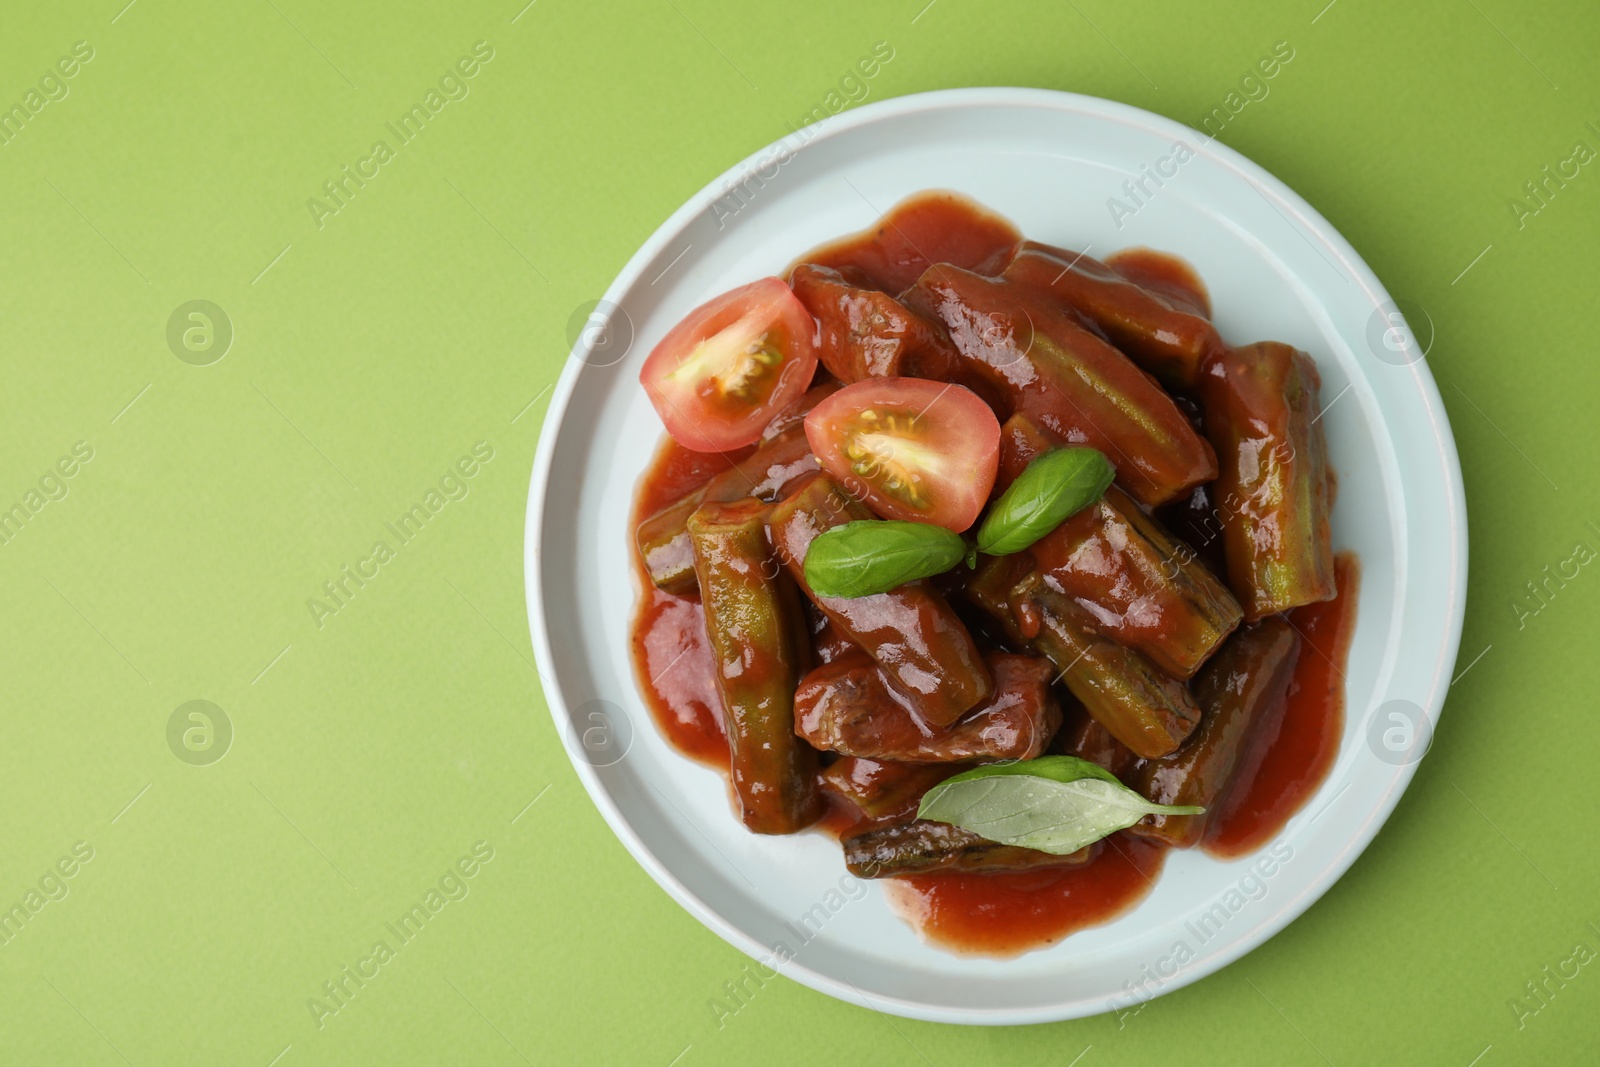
[1,0,1595,1063]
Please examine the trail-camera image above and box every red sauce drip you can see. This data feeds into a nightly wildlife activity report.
[632,593,727,766]
[628,437,744,769]
[882,834,1169,957]
[815,793,856,836]
[629,257,1363,963]
[629,435,1359,957]
[633,435,751,520]
[1105,247,1212,319]
[794,190,1022,294]
[1204,553,1361,858]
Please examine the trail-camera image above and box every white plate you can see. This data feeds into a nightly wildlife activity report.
[524,88,1466,1025]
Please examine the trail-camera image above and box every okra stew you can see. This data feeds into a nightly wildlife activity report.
[629,191,1358,957]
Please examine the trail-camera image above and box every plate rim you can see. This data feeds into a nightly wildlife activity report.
[524,85,1468,1025]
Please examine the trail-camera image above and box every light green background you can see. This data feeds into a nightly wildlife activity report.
[1,0,1595,1063]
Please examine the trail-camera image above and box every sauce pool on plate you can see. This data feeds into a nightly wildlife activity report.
[626,190,1358,957]
[629,440,742,766]
[629,437,1361,956]
[1205,554,1360,858]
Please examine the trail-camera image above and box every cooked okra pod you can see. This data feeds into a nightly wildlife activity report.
[688,498,822,834]
[766,473,992,726]
[1004,241,1225,388]
[1130,618,1301,847]
[639,428,818,593]
[843,819,1098,878]
[1029,485,1242,680]
[903,263,1217,507]
[1197,342,1336,619]
[962,556,1202,759]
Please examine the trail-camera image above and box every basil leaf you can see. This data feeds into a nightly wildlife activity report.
[975,448,1115,556]
[804,519,968,598]
[916,755,1203,855]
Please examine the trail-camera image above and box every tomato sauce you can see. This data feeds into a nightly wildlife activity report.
[793,189,1022,294]
[1105,247,1213,319]
[882,834,1169,958]
[629,438,743,768]
[629,439,1359,955]
[1204,553,1360,858]
[626,198,1359,957]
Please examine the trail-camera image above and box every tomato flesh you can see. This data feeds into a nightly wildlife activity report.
[641,277,819,452]
[805,378,1000,531]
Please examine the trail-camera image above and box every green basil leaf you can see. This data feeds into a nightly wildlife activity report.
[916,755,1203,855]
[976,448,1115,556]
[804,519,967,598]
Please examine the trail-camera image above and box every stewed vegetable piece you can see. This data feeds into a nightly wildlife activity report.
[795,651,1059,762]
[820,758,970,823]
[790,263,961,383]
[963,555,1202,759]
[1029,485,1243,679]
[1130,618,1302,847]
[766,473,992,726]
[628,190,1358,958]
[903,264,1217,506]
[636,383,838,593]
[1198,342,1336,619]
[1004,241,1225,388]
[843,819,1098,879]
[687,498,821,834]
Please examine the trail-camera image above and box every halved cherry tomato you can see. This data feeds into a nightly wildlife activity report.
[805,378,1000,532]
[640,278,819,452]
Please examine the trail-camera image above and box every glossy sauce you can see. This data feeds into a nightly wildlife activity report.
[631,442,1358,959]
[628,206,1358,957]
[1105,247,1212,319]
[868,559,1357,955]
[1205,553,1360,857]
[819,757,970,830]
[882,834,1169,957]
[629,437,744,767]
[904,264,1218,506]
[1029,486,1241,680]
[794,189,1021,294]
